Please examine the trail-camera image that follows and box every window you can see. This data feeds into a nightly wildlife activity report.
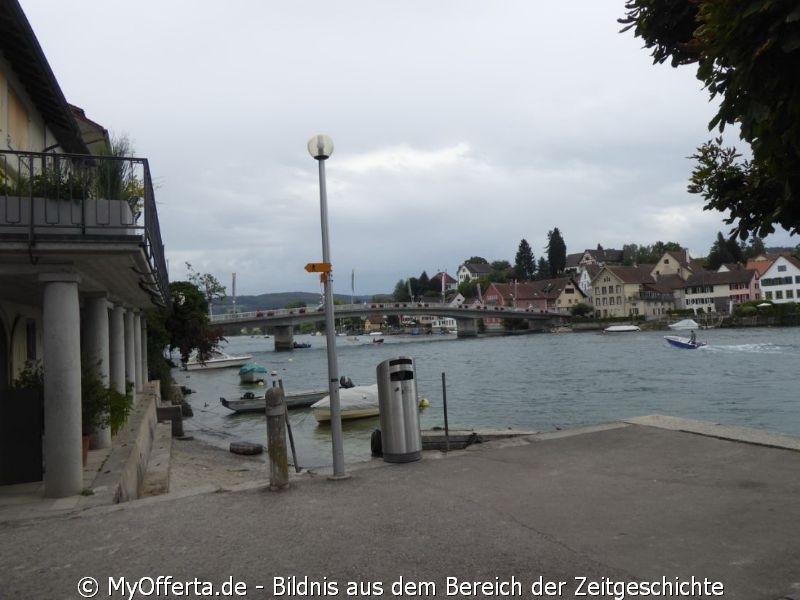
[616,285,621,294]
[778,265,787,272]
[776,291,784,299]
[595,287,600,296]
[602,286,607,294]
[765,291,773,300]
[616,296,622,305]
[609,297,615,305]
[787,290,794,299]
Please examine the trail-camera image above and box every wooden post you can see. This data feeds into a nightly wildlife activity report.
[265,384,289,490]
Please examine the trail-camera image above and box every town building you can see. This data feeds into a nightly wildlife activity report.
[0,2,169,496]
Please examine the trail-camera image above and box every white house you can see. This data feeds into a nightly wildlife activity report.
[759,255,800,304]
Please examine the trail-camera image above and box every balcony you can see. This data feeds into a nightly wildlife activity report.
[0,149,169,306]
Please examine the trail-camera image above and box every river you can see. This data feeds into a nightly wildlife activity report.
[174,327,800,470]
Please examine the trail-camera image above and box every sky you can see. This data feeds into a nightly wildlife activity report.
[18,1,798,297]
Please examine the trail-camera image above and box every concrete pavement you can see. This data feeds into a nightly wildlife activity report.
[0,416,799,599]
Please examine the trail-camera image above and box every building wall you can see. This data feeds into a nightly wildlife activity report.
[0,54,49,153]
[760,258,800,303]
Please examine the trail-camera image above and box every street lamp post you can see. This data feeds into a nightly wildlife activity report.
[307,134,347,479]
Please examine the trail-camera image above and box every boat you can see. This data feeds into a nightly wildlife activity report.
[238,363,268,383]
[183,349,252,371]
[220,388,330,413]
[372,338,384,344]
[293,341,311,349]
[312,385,381,422]
[664,335,707,350]
[603,325,641,333]
[668,318,699,331]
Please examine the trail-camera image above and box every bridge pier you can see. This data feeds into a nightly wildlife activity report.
[456,318,478,338]
[273,325,294,352]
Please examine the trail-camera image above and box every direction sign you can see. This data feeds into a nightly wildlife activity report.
[305,262,331,273]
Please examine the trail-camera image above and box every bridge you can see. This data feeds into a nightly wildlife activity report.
[209,302,568,351]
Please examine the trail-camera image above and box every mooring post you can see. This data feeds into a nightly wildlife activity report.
[265,383,289,490]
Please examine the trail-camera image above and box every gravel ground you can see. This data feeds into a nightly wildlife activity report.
[169,436,268,492]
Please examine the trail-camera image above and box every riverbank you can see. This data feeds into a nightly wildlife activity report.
[169,435,267,493]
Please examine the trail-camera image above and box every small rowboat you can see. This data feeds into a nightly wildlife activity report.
[664,335,707,350]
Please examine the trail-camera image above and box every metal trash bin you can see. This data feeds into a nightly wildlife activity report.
[376,356,422,463]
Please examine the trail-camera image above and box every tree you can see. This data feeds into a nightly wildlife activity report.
[462,256,488,265]
[535,257,550,280]
[514,239,535,281]
[743,236,766,260]
[185,262,226,315]
[546,228,567,277]
[619,0,800,240]
[417,271,430,293]
[164,281,225,364]
[392,279,411,302]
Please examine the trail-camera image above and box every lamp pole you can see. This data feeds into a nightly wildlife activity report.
[307,134,347,479]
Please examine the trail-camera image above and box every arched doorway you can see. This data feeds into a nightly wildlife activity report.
[0,319,8,393]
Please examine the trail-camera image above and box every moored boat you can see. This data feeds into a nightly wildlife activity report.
[312,385,380,422]
[664,335,707,349]
[238,363,268,383]
[603,325,641,333]
[668,318,700,331]
[220,388,330,413]
[183,350,253,371]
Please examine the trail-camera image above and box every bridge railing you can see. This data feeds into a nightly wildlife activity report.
[209,301,560,322]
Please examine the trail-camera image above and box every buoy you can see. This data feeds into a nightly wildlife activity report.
[418,398,430,409]
[258,381,265,387]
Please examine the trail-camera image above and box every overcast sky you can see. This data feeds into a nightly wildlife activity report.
[19,1,798,297]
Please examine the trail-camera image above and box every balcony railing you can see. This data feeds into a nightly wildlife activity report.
[1,149,169,305]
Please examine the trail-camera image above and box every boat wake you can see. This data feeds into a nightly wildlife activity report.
[706,343,786,354]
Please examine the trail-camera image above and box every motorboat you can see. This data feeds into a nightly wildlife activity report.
[183,350,252,371]
[668,319,700,331]
[220,388,329,413]
[312,385,381,422]
[603,325,641,333]
[664,335,707,350]
[293,341,311,349]
[372,338,385,344]
[238,363,268,383]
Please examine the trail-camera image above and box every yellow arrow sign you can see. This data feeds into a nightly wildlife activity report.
[305,262,331,273]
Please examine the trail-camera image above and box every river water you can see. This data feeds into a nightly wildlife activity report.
[175,327,800,470]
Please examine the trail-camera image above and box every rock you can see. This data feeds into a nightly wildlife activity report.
[229,441,264,456]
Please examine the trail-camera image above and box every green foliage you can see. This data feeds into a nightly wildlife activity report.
[570,303,593,317]
[462,256,488,265]
[185,262,227,307]
[166,280,225,363]
[546,228,567,277]
[706,231,743,269]
[11,360,44,390]
[535,257,550,280]
[514,239,535,281]
[620,0,800,240]
[285,300,307,309]
[95,135,144,211]
[81,359,110,435]
[108,383,133,436]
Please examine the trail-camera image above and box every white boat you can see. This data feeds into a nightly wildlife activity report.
[668,319,700,331]
[603,325,641,333]
[312,384,380,422]
[183,350,252,371]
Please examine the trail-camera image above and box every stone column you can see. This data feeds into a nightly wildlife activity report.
[141,316,149,385]
[124,309,136,397]
[456,318,479,338]
[133,311,143,393]
[84,295,111,449]
[109,304,126,396]
[273,325,294,352]
[40,273,82,498]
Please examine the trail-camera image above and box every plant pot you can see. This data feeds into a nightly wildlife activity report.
[82,435,90,467]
